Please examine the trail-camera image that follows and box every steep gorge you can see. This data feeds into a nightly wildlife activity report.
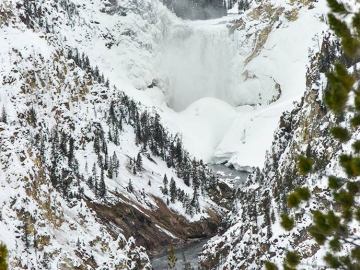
[200,33,346,269]
[0,0,341,269]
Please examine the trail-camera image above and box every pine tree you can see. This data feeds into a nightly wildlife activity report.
[87,176,93,190]
[135,124,142,145]
[183,172,190,187]
[93,133,100,156]
[136,152,142,171]
[168,244,177,269]
[128,179,134,193]
[175,138,183,164]
[190,188,200,213]
[59,132,68,155]
[1,107,7,124]
[185,200,194,217]
[92,163,98,195]
[27,107,37,127]
[267,1,360,269]
[50,129,59,188]
[68,137,74,167]
[170,177,177,203]
[162,174,169,195]
[76,238,81,249]
[22,220,30,251]
[112,152,119,177]
[107,155,113,179]
[93,66,100,81]
[238,0,250,12]
[153,113,163,155]
[0,242,8,270]
[177,189,185,202]
[108,101,116,124]
[192,173,200,191]
[104,150,109,171]
[98,167,106,198]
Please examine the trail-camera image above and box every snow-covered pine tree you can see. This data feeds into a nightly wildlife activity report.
[98,167,106,198]
[1,107,7,124]
[170,177,177,203]
[136,152,143,171]
[92,163,98,195]
[128,179,134,193]
[162,174,169,195]
[238,0,250,12]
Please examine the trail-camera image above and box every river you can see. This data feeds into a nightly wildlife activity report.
[151,238,209,270]
[209,164,249,189]
[151,165,249,269]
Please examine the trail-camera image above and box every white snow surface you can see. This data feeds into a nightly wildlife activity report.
[74,0,329,169]
[160,3,328,168]
[21,0,329,170]
[0,25,152,269]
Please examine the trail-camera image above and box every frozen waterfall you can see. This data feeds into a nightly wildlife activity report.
[156,21,278,112]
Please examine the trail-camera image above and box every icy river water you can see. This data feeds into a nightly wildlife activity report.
[151,164,249,269]
[151,238,209,270]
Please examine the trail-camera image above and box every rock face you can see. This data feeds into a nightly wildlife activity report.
[88,195,222,256]
[200,34,348,269]
[159,0,227,20]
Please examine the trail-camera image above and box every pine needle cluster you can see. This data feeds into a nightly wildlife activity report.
[0,243,8,270]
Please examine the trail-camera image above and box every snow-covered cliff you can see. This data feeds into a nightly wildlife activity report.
[199,27,358,269]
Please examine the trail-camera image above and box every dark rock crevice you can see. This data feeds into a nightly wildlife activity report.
[87,194,222,256]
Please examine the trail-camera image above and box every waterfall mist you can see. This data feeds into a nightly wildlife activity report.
[156,23,239,111]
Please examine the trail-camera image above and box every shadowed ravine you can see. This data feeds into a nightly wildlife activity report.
[150,164,249,269]
[150,15,254,270]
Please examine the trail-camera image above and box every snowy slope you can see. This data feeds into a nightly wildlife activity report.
[0,0,233,268]
[0,25,151,269]
[214,1,329,168]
